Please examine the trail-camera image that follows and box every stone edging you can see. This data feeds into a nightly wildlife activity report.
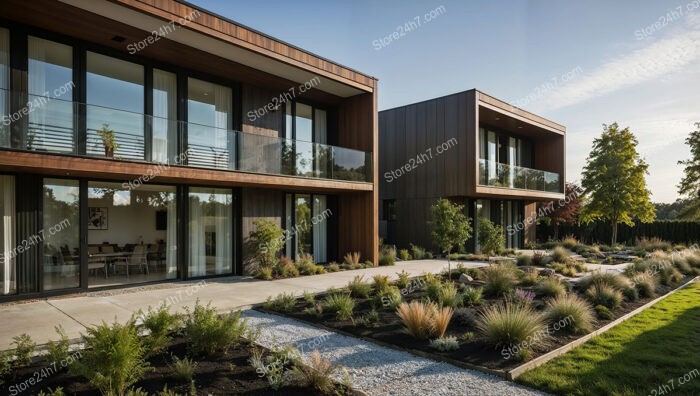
[506,276,699,380]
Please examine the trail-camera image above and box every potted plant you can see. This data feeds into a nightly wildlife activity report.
[97,123,119,158]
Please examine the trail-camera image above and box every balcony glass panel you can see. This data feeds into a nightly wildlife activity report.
[0,88,372,183]
[0,28,8,148]
[479,159,561,193]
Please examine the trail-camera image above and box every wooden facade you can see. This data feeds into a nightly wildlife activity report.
[379,90,565,251]
[0,0,377,300]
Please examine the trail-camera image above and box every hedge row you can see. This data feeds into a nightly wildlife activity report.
[538,221,700,245]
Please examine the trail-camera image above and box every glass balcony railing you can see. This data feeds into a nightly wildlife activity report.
[478,158,561,193]
[0,89,372,183]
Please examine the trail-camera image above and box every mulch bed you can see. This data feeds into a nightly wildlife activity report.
[3,336,335,395]
[258,274,692,373]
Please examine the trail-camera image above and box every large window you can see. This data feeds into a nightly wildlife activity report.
[87,52,144,160]
[189,187,233,277]
[87,182,177,287]
[28,36,74,153]
[284,102,328,177]
[0,28,9,148]
[43,179,80,291]
[187,78,233,169]
[1,175,15,295]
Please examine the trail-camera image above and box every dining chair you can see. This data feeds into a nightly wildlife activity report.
[113,244,149,277]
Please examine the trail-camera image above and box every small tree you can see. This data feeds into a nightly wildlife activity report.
[477,219,505,255]
[580,123,655,245]
[430,198,472,276]
[246,219,284,275]
[677,122,700,220]
[538,183,583,239]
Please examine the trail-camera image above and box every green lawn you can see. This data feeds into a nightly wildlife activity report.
[518,282,700,396]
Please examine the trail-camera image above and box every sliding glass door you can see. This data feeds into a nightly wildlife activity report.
[0,28,10,148]
[43,179,80,291]
[188,187,233,277]
[285,193,329,262]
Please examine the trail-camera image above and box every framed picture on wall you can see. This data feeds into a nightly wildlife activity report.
[88,207,108,230]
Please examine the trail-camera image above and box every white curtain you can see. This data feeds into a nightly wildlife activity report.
[285,194,293,258]
[166,195,177,279]
[508,137,517,188]
[0,29,9,148]
[152,69,177,163]
[213,84,233,168]
[1,176,15,295]
[188,195,206,277]
[312,195,327,263]
[214,195,232,274]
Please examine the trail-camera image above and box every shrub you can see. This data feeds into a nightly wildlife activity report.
[476,303,547,349]
[347,275,372,298]
[516,254,533,267]
[462,287,483,306]
[561,236,578,250]
[482,263,518,297]
[544,294,595,334]
[37,388,66,396]
[516,348,532,362]
[636,237,671,252]
[398,249,411,261]
[302,290,315,304]
[375,286,402,309]
[290,350,337,394]
[246,218,284,273]
[248,348,290,390]
[636,277,657,298]
[0,350,10,378]
[410,244,427,260]
[512,288,535,306]
[372,274,391,293]
[168,355,197,382]
[395,270,411,289]
[45,326,70,365]
[461,331,476,342]
[536,278,566,298]
[477,219,505,255]
[622,286,639,301]
[139,304,180,355]
[324,292,355,321]
[429,336,460,351]
[396,301,435,340]
[658,266,683,286]
[435,282,462,308]
[263,292,297,313]
[183,301,248,356]
[11,333,36,367]
[343,251,361,266]
[452,307,478,327]
[327,262,340,272]
[551,246,570,263]
[277,256,300,278]
[304,303,324,318]
[257,267,273,280]
[532,251,547,266]
[673,257,693,275]
[431,305,454,338]
[70,319,150,396]
[594,305,614,320]
[585,282,622,310]
[577,272,628,292]
[378,246,397,266]
[358,309,381,327]
[296,253,324,275]
[519,271,540,287]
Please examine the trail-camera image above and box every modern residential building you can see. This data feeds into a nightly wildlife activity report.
[0,0,377,301]
[379,89,565,252]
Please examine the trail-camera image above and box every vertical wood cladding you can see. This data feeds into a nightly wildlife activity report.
[524,202,537,243]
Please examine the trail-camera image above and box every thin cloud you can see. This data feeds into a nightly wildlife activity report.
[535,27,700,110]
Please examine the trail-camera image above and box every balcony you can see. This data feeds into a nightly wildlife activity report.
[478,159,561,193]
[0,90,372,183]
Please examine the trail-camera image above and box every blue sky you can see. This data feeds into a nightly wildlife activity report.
[190,0,700,203]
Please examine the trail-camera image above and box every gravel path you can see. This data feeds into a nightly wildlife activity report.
[243,310,548,396]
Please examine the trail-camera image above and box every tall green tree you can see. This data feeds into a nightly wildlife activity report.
[677,122,700,220]
[580,123,655,245]
[430,198,472,276]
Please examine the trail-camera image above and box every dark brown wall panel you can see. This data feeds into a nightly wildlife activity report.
[524,201,537,243]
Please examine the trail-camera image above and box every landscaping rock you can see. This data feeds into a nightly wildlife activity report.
[458,273,474,284]
[539,268,556,277]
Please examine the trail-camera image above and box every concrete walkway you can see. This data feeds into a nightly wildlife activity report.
[0,259,482,351]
